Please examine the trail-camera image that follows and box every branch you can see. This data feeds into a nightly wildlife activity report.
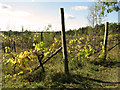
[30,47,62,73]
[108,41,120,51]
[88,41,120,57]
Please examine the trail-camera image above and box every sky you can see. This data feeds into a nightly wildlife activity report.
[0,0,119,32]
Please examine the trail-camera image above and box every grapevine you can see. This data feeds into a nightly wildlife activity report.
[2,35,61,78]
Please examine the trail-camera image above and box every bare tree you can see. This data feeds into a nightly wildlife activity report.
[87,2,105,28]
[87,4,95,28]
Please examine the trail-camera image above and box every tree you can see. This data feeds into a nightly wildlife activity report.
[100,1,119,15]
[87,4,95,28]
[87,2,105,28]
[88,1,120,27]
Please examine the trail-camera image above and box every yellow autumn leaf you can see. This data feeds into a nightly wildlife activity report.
[52,43,55,47]
[13,60,16,64]
[13,74,17,77]
[9,75,12,78]
[18,71,23,75]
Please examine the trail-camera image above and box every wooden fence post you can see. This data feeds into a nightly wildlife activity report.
[117,4,120,84]
[40,31,44,72]
[117,23,120,62]
[60,8,69,75]
[41,31,43,42]
[13,41,16,52]
[8,31,11,48]
[22,26,24,50]
[118,22,120,86]
[103,22,108,61]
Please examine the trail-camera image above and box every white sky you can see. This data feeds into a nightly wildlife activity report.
[0,1,118,32]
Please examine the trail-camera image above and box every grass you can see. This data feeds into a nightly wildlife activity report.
[2,54,120,89]
[1,31,120,89]
[2,46,120,89]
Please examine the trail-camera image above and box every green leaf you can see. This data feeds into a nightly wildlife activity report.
[33,43,35,46]
[85,49,89,53]
[112,7,115,10]
[100,11,104,15]
[44,52,50,56]
[5,60,9,65]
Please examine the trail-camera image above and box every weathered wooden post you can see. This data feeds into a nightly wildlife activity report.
[0,32,2,89]
[39,31,44,72]
[118,22,120,88]
[21,26,24,50]
[8,30,11,48]
[41,31,43,42]
[117,23,120,62]
[103,22,108,61]
[13,41,16,52]
[60,8,69,75]
[117,4,120,84]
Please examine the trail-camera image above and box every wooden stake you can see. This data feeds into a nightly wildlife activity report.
[13,41,16,52]
[8,31,11,48]
[60,8,69,75]
[103,22,108,61]
[41,31,43,42]
[30,47,62,73]
[22,26,24,50]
